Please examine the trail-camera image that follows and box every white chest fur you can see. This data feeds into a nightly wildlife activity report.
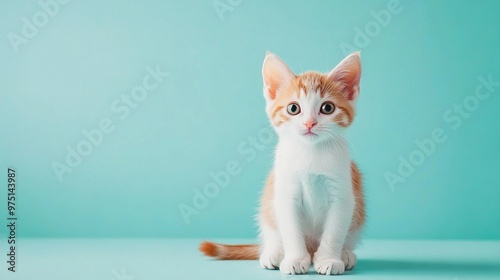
[274,137,353,236]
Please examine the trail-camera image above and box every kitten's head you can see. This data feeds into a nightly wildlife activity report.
[262,52,361,144]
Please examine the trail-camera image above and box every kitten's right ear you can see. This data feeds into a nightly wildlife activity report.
[262,52,294,102]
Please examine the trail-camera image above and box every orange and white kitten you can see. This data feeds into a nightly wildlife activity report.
[200,52,365,275]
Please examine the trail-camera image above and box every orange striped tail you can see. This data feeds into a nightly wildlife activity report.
[199,241,259,260]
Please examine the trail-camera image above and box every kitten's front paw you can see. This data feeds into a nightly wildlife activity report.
[259,250,282,270]
[342,249,357,270]
[313,255,345,275]
[279,256,310,274]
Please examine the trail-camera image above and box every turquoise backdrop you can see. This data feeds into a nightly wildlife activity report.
[1,0,499,240]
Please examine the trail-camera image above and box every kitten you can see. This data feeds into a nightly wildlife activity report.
[200,52,365,275]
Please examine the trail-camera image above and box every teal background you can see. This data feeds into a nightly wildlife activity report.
[1,0,499,240]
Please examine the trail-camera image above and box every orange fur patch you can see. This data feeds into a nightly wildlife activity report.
[199,241,218,257]
[271,105,284,119]
[269,72,355,127]
[199,241,259,260]
[260,171,277,229]
[350,162,366,231]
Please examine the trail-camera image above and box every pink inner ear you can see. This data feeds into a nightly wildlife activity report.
[263,71,281,100]
[328,53,362,101]
[338,71,360,100]
[262,54,294,100]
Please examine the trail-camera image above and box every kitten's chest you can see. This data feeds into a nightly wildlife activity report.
[300,174,337,219]
[276,140,348,175]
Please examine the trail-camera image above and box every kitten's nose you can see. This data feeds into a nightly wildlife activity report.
[304,120,317,130]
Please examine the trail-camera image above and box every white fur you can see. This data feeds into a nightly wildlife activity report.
[259,52,361,275]
[259,97,357,275]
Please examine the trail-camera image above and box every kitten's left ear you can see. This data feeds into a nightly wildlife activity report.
[327,52,362,102]
[262,52,295,102]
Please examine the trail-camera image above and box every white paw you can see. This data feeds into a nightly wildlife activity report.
[313,256,345,275]
[279,256,311,274]
[259,250,282,270]
[342,250,357,270]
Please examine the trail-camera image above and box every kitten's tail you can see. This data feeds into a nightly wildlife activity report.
[199,241,259,260]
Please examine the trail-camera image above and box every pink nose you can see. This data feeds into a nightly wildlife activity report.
[304,120,317,130]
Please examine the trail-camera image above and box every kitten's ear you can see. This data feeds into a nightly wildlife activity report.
[327,52,362,101]
[262,52,295,102]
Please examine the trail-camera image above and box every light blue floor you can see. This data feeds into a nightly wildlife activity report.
[1,239,499,280]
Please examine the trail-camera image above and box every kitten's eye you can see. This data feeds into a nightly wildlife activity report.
[320,102,335,114]
[287,102,301,115]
